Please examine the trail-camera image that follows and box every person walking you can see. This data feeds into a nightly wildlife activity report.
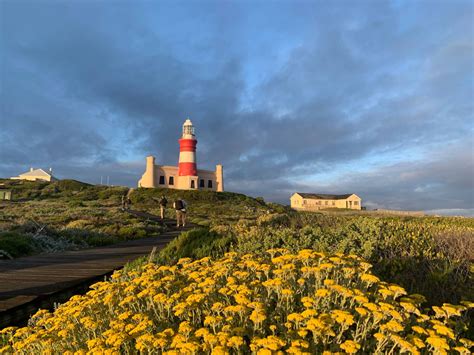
[159,195,168,219]
[126,188,134,210]
[121,193,127,211]
[173,198,187,227]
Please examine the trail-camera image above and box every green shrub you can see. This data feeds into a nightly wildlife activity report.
[0,232,36,258]
[212,213,474,307]
[55,179,91,191]
[118,226,147,239]
[155,228,233,265]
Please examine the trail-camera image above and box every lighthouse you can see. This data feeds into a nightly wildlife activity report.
[138,118,224,191]
[178,119,198,176]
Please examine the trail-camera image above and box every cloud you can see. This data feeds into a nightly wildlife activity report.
[0,0,472,214]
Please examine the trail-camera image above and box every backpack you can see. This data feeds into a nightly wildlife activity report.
[174,199,184,210]
[160,197,168,206]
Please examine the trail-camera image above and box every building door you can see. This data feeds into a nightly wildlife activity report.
[191,180,195,189]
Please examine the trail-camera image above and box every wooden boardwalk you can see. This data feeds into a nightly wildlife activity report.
[0,211,193,327]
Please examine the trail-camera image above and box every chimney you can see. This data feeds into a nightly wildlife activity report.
[30,167,34,172]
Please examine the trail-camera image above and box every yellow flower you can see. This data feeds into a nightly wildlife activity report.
[400,302,420,315]
[381,320,404,333]
[378,288,394,299]
[227,336,244,348]
[388,285,406,297]
[360,273,379,284]
[340,340,361,354]
[441,304,464,317]
[178,321,193,334]
[433,324,455,339]
[331,310,355,327]
[2,248,469,355]
[363,302,378,312]
[408,335,425,349]
[323,279,335,286]
[374,332,385,342]
[426,336,450,351]
[301,309,317,318]
[298,329,309,338]
[287,313,304,323]
[0,326,18,335]
[460,301,474,309]
[250,309,267,325]
[211,346,229,355]
[315,289,330,297]
[459,338,474,348]
[453,346,471,354]
[411,326,427,335]
[432,306,446,318]
[355,307,368,316]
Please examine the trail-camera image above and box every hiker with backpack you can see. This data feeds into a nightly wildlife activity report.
[173,198,187,227]
[159,195,168,219]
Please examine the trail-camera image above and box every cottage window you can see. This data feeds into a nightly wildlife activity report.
[208,180,213,188]
[159,176,165,185]
[200,179,205,188]
[169,176,174,185]
[332,201,335,206]
[354,201,359,205]
[325,201,328,205]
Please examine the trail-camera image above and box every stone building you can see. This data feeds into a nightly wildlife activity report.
[11,168,56,182]
[290,192,362,211]
[138,119,224,191]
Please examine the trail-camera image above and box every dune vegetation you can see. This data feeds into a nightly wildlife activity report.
[0,180,473,353]
[1,250,473,353]
[0,179,271,259]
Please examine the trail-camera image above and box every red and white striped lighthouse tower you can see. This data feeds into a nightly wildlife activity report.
[178,119,198,176]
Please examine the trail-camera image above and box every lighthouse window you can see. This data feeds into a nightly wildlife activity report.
[191,180,196,189]
[159,176,165,185]
[208,180,213,188]
[199,179,205,188]
[169,176,174,185]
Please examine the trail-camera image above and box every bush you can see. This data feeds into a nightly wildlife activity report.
[0,232,36,258]
[155,228,233,265]
[209,214,474,307]
[118,226,147,239]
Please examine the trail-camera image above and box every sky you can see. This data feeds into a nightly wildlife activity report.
[0,0,473,215]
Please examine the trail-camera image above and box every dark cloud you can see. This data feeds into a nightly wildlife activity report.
[0,0,472,214]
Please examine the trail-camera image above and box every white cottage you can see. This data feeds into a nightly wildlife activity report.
[11,168,56,182]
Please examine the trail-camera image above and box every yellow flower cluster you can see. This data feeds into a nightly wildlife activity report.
[1,249,472,354]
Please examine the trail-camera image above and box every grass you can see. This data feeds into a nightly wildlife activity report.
[0,179,270,259]
[1,178,472,314]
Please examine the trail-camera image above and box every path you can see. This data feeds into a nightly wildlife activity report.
[0,211,193,327]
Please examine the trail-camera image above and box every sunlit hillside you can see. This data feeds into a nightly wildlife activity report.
[1,180,473,352]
